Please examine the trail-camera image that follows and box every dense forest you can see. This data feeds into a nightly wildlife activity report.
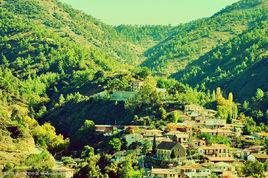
[0,0,267,177]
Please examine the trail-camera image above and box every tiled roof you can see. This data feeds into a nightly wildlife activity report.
[200,144,228,150]
[178,164,203,170]
[157,141,178,150]
[252,154,268,159]
[206,157,235,162]
[151,168,178,174]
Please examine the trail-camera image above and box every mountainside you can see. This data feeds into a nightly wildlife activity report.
[142,0,268,77]
[115,24,174,48]
[0,0,174,152]
[172,21,268,100]
[1,0,268,176]
[1,0,173,68]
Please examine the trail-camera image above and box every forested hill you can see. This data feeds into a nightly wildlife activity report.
[115,25,174,47]
[0,0,172,67]
[0,0,174,165]
[142,0,268,76]
[0,0,268,170]
[172,21,268,101]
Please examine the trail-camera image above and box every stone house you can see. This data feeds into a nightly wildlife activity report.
[204,119,226,129]
[95,125,118,133]
[166,124,192,134]
[150,168,187,178]
[178,164,211,178]
[200,128,233,137]
[164,131,189,145]
[191,139,206,147]
[185,104,203,114]
[248,153,268,163]
[141,129,163,138]
[156,142,186,161]
[209,162,236,175]
[198,144,231,158]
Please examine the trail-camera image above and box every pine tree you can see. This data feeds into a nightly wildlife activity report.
[228,92,233,103]
[152,135,157,154]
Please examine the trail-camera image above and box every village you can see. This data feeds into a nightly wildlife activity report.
[95,104,268,178]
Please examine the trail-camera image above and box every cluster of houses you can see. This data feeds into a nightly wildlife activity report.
[95,104,268,178]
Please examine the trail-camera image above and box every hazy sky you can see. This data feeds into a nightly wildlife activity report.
[60,0,239,25]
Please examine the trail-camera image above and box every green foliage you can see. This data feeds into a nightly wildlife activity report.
[118,157,143,178]
[173,22,268,102]
[81,146,95,159]
[242,89,268,123]
[143,0,267,76]
[72,120,99,149]
[126,77,163,116]
[243,161,264,177]
[197,133,232,146]
[115,25,173,45]
[243,116,257,135]
[24,151,55,172]
[32,123,69,154]
[61,156,77,168]
[109,138,122,152]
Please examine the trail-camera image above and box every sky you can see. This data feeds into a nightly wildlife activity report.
[60,0,239,25]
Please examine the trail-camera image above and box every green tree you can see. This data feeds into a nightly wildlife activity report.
[24,151,55,172]
[58,94,65,105]
[158,107,167,120]
[228,92,233,103]
[152,135,157,154]
[109,138,122,152]
[243,161,264,177]
[81,145,95,158]
[119,157,143,178]
[256,88,264,100]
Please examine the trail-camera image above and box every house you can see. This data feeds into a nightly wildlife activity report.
[205,157,235,163]
[240,135,258,148]
[164,131,189,145]
[240,135,257,141]
[200,128,233,137]
[144,136,173,143]
[150,168,187,178]
[141,129,163,138]
[204,119,226,129]
[209,162,236,175]
[248,154,268,163]
[221,170,238,178]
[191,139,206,147]
[243,146,265,154]
[95,125,118,133]
[203,109,218,118]
[166,124,192,133]
[256,132,268,139]
[178,164,211,178]
[198,144,231,158]
[185,104,203,114]
[124,125,148,134]
[176,125,192,133]
[156,142,186,160]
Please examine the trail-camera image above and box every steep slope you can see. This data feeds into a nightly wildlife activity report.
[172,21,268,100]
[0,0,175,145]
[142,0,268,76]
[1,0,149,66]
